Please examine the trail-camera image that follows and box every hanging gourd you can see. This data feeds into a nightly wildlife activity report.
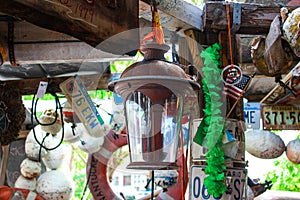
[245,130,285,159]
[286,139,300,164]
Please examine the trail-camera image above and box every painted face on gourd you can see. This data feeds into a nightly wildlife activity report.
[39,109,62,135]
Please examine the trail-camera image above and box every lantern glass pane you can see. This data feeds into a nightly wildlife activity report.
[125,91,183,169]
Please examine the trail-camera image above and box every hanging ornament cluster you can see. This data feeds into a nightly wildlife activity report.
[0,87,26,146]
[13,109,74,200]
[62,97,125,154]
[245,130,300,165]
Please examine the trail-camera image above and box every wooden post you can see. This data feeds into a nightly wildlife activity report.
[0,145,10,186]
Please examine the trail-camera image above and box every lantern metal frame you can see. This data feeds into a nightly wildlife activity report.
[108,43,200,170]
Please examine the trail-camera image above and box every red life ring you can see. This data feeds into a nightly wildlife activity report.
[0,186,43,200]
[87,129,127,200]
[86,129,188,200]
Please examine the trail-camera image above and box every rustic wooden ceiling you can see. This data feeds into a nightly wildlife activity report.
[0,0,299,103]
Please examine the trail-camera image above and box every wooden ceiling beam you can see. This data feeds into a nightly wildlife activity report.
[0,21,132,64]
[0,0,139,56]
[2,42,131,65]
[3,72,111,96]
[204,2,281,35]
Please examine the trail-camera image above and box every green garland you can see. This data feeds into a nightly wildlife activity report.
[193,43,226,197]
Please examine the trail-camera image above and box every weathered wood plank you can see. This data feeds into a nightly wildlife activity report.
[0,0,139,55]
[0,20,77,43]
[204,2,281,34]
[0,20,132,64]
[260,62,300,105]
[2,41,132,64]
[184,29,204,77]
[3,72,111,95]
[0,145,10,186]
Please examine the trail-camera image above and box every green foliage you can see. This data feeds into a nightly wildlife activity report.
[88,90,113,100]
[23,93,56,100]
[186,0,204,5]
[72,146,93,200]
[266,157,300,192]
[110,51,142,73]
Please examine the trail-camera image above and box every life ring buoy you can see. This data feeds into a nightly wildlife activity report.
[87,129,127,200]
[87,129,188,200]
[0,186,43,200]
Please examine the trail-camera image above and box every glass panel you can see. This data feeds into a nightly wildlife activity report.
[125,90,183,167]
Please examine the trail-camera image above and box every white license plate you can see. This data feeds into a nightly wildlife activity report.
[60,76,105,137]
[190,165,247,200]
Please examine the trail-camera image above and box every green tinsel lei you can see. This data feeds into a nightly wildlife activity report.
[193,43,227,197]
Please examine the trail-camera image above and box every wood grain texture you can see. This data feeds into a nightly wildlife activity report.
[0,0,139,55]
[204,2,280,34]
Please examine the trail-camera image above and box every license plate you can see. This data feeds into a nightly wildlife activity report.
[190,165,247,200]
[60,76,105,137]
[262,104,300,130]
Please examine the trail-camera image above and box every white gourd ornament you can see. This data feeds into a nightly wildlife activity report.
[77,130,104,153]
[39,109,62,136]
[36,170,74,200]
[20,158,42,179]
[42,142,66,170]
[245,130,285,159]
[25,125,54,160]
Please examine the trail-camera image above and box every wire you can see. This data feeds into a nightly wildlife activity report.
[81,157,93,200]
[30,92,65,151]
[151,170,154,200]
[38,132,50,162]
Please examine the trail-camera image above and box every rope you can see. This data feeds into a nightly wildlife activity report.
[30,92,65,151]
[225,1,234,67]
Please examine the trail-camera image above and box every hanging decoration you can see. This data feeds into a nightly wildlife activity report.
[245,130,285,159]
[285,139,300,164]
[193,43,227,197]
[139,0,165,46]
[282,7,300,58]
[0,87,26,146]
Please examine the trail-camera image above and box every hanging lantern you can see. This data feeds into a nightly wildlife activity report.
[108,43,199,170]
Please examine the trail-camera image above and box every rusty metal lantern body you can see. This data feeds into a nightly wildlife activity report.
[108,43,199,170]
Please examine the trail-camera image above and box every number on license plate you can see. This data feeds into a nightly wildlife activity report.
[190,165,247,200]
[262,105,300,130]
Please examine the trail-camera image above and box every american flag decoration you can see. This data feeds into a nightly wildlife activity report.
[223,74,251,100]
